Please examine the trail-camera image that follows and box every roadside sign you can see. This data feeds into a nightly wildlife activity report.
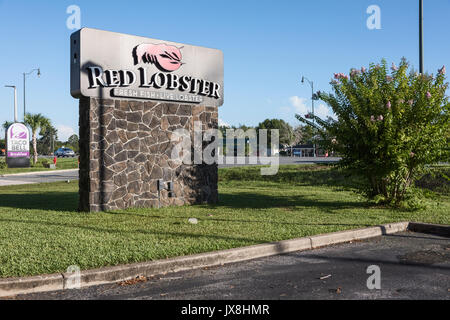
[6,122,30,168]
[70,28,224,107]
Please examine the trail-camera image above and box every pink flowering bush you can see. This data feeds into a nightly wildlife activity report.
[296,58,450,206]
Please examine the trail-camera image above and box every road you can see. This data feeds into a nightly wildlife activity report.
[218,156,340,168]
[0,169,78,186]
[0,157,339,186]
[14,231,450,300]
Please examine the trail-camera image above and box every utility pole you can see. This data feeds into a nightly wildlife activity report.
[419,0,424,74]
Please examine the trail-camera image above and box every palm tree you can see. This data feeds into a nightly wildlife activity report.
[24,113,50,164]
[38,124,58,155]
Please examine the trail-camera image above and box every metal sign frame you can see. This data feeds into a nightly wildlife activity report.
[71,28,224,107]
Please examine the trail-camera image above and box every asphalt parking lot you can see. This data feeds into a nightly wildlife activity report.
[12,231,450,300]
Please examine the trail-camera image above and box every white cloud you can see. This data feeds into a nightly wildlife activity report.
[289,96,309,115]
[289,96,336,120]
[218,118,230,127]
[56,124,76,141]
[315,103,337,120]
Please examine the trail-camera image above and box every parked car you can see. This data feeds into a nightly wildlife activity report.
[293,150,302,157]
[54,147,75,157]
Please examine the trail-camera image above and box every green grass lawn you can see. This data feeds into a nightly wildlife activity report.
[0,158,78,175]
[0,164,448,278]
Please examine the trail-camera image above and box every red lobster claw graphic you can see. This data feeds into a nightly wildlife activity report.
[134,43,183,72]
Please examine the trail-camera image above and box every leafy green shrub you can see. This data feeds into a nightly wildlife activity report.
[40,159,50,168]
[0,159,6,169]
[29,158,50,168]
[297,59,450,206]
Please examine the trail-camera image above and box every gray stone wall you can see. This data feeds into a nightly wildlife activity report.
[78,97,218,212]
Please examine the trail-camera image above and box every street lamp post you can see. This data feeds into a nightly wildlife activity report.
[301,76,316,157]
[5,85,18,122]
[23,68,41,119]
[419,0,424,74]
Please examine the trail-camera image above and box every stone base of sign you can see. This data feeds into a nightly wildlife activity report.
[5,157,30,169]
[78,97,218,212]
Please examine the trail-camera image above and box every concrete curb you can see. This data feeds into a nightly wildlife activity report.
[0,169,78,178]
[309,221,409,248]
[0,221,443,297]
[0,274,63,296]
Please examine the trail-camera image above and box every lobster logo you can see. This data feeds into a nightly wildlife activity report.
[133,43,183,72]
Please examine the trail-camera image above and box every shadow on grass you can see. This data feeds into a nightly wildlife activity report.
[0,189,370,214]
[0,166,364,212]
[0,192,78,212]
[217,192,370,212]
[0,216,272,244]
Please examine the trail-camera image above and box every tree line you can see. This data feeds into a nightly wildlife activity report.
[219,119,316,147]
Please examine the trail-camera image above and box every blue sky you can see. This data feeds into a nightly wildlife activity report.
[1,0,449,140]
